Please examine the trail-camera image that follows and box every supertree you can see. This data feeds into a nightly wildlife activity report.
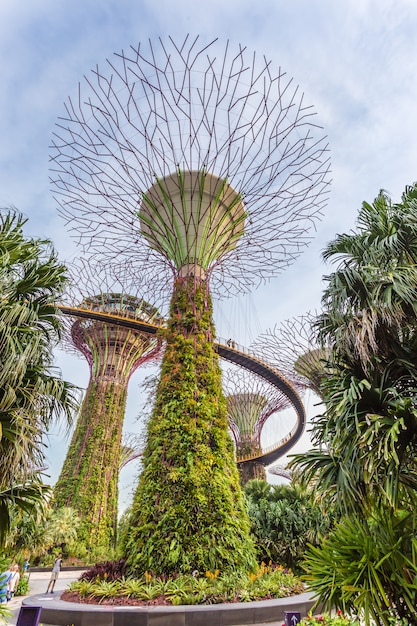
[223,367,294,484]
[54,262,164,551]
[50,36,331,574]
[252,313,330,398]
[268,463,293,481]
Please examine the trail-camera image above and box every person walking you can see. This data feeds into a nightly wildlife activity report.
[46,554,62,594]
[0,568,12,603]
[6,564,20,601]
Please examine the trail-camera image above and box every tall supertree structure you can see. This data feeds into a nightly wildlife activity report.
[252,313,330,398]
[50,36,330,574]
[223,367,293,484]
[55,264,164,551]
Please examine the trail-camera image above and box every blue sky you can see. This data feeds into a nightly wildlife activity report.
[1,0,417,510]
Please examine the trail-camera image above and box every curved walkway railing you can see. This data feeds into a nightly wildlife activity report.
[58,305,305,465]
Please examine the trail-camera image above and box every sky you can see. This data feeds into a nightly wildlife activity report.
[1,0,417,512]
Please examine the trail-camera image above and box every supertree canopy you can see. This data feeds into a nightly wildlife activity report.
[252,313,330,398]
[50,36,330,575]
[50,35,330,295]
[55,265,163,552]
[223,367,293,484]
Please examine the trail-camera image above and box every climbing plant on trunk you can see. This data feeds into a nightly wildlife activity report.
[124,276,256,575]
[54,381,127,552]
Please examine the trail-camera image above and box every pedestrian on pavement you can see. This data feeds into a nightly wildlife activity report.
[0,568,12,603]
[7,564,20,601]
[46,554,63,594]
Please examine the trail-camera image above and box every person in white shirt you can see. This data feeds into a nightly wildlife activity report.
[46,555,63,594]
[7,564,20,601]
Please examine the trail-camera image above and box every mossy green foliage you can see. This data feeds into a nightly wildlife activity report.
[54,380,127,551]
[125,276,256,575]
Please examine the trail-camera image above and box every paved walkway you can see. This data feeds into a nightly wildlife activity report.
[5,569,84,625]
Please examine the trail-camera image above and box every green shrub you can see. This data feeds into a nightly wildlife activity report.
[245,481,336,573]
[302,509,417,626]
[80,559,127,582]
[15,574,29,597]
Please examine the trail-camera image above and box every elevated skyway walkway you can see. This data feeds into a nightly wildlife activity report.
[58,305,306,465]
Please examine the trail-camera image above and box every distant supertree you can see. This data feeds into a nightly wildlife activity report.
[223,367,292,484]
[54,262,163,550]
[252,313,330,398]
[268,463,293,481]
[50,36,330,574]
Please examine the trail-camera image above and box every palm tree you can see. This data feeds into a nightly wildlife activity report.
[318,184,417,369]
[291,184,417,512]
[43,507,80,552]
[289,184,417,623]
[0,209,79,544]
[244,480,335,572]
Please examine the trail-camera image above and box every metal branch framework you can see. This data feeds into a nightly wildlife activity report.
[223,366,295,483]
[251,312,329,397]
[268,463,293,481]
[223,367,291,451]
[60,260,166,381]
[69,293,162,383]
[50,35,331,297]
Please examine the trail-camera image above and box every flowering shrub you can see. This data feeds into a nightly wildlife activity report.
[67,564,304,605]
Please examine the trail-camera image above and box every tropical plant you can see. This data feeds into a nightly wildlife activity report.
[290,183,417,624]
[0,209,79,544]
[42,506,80,552]
[69,564,304,605]
[15,574,29,597]
[80,559,127,582]
[292,360,417,516]
[244,480,336,573]
[302,508,417,625]
[318,184,417,369]
[0,478,51,549]
[292,186,417,514]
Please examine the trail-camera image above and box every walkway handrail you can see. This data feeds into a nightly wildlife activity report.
[58,305,306,465]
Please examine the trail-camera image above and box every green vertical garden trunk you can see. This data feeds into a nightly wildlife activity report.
[237,440,266,484]
[54,380,127,551]
[125,276,256,575]
[238,458,266,485]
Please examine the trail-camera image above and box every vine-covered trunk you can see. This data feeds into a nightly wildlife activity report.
[236,440,266,487]
[125,276,256,575]
[54,380,127,551]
